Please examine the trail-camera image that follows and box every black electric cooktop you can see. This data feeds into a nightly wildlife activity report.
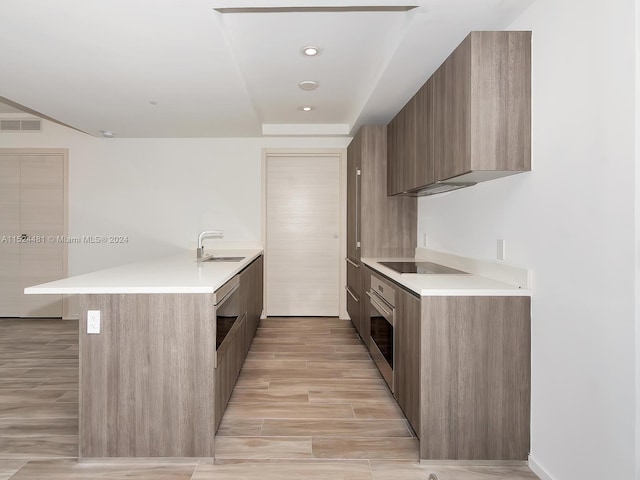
[379,261,470,275]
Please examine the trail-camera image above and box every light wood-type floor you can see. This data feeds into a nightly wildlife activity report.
[0,317,539,480]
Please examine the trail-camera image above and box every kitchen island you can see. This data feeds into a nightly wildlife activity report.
[25,249,263,460]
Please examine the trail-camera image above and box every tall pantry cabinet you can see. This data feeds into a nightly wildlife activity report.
[345,125,416,343]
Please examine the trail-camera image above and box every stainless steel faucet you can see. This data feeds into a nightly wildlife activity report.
[197,230,223,259]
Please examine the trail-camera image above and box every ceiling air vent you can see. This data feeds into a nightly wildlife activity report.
[0,119,41,132]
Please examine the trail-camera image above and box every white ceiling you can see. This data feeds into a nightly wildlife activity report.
[0,0,535,138]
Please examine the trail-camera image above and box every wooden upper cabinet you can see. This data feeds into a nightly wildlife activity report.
[387,31,531,195]
[415,79,435,188]
[387,94,418,195]
[434,36,471,181]
[469,31,531,172]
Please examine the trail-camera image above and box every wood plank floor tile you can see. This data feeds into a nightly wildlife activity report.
[0,390,71,403]
[309,389,395,404]
[192,460,373,480]
[0,435,78,458]
[329,327,358,334]
[0,403,78,419]
[0,418,78,437]
[341,369,385,379]
[302,337,363,345]
[229,390,309,404]
[7,460,196,479]
[261,419,411,437]
[306,361,376,370]
[352,403,406,420]
[312,437,419,460]
[251,337,306,345]
[0,460,27,480]
[268,378,388,393]
[0,359,78,368]
[335,345,370,353]
[238,368,343,379]
[250,344,337,353]
[214,436,312,459]
[244,352,276,360]
[54,391,78,403]
[370,461,538,480]
[233,374,271,389]
[223,402,355,419]
[216,418,263,437]
[273,352,371,361]
[241,360,305,369]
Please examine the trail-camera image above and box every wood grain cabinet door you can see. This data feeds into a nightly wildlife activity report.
[434,36,472,181]
[414,79,435,189]
[394,287,421,436]
[346,259,362,335]
[387,96,417,195]
[346,135,361,261]
[386,111,403,196]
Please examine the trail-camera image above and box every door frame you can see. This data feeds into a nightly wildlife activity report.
[262,148,348,319]
[0,148,70,319]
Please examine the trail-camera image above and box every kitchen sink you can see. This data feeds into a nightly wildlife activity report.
[201,256,245,262]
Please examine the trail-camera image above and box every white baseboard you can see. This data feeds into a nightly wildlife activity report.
[529,455,554,480]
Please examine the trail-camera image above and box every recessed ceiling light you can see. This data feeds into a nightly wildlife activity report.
[302,46,321,57]
[101,130,114,138]
[299,80,319,91]
[300,106,314,112]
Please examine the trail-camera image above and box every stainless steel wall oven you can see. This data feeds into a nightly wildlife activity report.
[367,275,395,392]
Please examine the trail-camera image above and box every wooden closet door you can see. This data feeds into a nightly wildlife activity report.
[0,156,21,316]
[0,153,64,318]
[19,155,64,317]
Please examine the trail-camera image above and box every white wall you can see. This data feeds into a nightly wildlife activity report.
[0,120,350,276]
[418,0,637,478]
[635,1,640,476]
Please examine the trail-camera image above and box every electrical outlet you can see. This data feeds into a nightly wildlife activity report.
[87,310,101,334]
[497,239,506,261]
[423,233,429,247]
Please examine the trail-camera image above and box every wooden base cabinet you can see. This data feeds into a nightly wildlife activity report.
[365,267,531,462]
[394,287,421,435]
[215,313,247,430]
[346,259,362,337]
[420,295,531,461]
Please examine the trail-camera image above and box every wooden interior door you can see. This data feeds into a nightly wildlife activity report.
[0,153,65,317]
[266,155,341,316]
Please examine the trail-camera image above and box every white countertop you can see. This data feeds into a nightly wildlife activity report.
[24,249,263,295]
[361,257,531,297]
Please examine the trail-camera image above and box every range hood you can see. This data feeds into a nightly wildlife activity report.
[400,170,523,197]
[404,181,475,196]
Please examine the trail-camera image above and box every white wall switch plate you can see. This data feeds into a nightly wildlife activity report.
[87,310,101,334]
[497,239,506,261]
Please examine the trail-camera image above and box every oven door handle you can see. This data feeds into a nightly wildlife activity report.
[366,290,393,322]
